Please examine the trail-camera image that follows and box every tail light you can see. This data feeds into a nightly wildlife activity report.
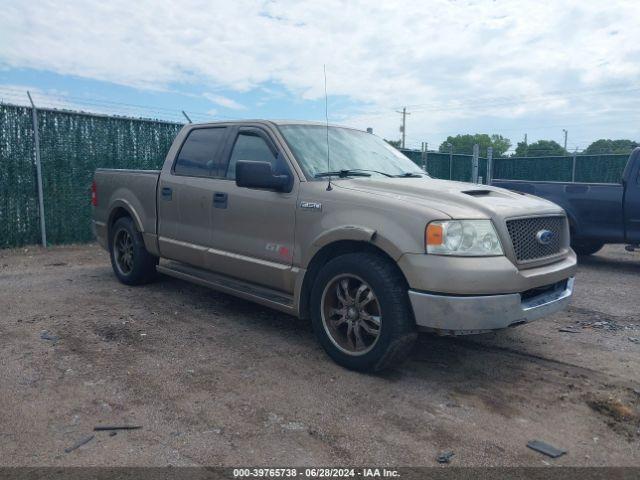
[91,180,98,206]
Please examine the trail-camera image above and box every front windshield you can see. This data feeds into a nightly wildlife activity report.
[278,124,424,179]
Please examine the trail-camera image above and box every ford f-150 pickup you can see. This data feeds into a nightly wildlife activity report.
[92,120,577,371]
[493,147,640,256]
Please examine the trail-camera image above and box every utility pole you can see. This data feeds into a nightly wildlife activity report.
[562,129,568,151]
[396,107,410,149]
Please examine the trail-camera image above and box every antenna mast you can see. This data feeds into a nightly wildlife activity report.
[324,64,332,191]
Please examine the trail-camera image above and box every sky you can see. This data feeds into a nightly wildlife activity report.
[1,0,639,153]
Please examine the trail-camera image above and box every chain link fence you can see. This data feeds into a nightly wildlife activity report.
[1,103,182,248]
[0,101,632,248]
[402,148,629,184]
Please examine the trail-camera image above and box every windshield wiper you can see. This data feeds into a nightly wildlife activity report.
[314,169,372,178]
[350,169,394,177]
[394,172,423,178]
[314,168,399,178]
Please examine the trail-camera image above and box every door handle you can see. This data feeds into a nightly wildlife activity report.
[213,192,228,209]
[161,187,172,200]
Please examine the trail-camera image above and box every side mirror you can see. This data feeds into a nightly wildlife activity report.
[235,161,291,192]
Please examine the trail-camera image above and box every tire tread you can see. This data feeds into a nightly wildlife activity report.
[310,252,416,372]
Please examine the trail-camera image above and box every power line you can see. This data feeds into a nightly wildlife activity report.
[352,85,640,122]
[0,87,239,123]
[396,84,640,112]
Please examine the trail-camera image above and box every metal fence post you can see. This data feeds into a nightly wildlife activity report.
[472,144,479,183]
[421,142,428,172]
[27,91,47,247]
[571,151,577,182]
[448,143,453,180]
[486,146,493,185]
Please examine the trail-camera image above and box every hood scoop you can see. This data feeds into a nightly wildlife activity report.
[462,189,494,197]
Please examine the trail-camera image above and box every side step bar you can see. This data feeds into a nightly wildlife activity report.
[157,261,296,315]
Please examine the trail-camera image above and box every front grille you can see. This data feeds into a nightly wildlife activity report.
[506,216,565,262]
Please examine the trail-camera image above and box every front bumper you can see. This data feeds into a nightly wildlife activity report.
[409,277,574,335]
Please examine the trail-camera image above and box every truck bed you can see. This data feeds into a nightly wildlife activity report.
[93,168,160,236]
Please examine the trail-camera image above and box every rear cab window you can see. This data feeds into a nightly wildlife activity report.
[174,127,227,177]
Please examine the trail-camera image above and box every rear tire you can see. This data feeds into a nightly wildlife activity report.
[310,252,417,372]
[572,241,604,256]
[109,217,158,285]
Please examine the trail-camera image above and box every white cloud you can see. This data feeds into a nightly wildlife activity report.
[0,0,639,146]
[203,93,245,110]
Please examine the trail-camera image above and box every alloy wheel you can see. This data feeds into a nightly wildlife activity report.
[321,274,382,355]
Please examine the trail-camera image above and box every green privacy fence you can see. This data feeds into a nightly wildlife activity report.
[0,101,632,248]
[402,148,629,184]
[401,149,490,182]
[1,103,183,248]
[0,105,40,248]
[492,154,628,183]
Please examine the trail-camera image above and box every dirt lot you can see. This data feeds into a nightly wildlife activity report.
[1,243,639,466]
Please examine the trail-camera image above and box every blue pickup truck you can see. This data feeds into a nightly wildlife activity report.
[493,147,640,256]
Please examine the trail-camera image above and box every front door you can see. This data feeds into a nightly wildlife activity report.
[157,126,229,265]
[623,150,640,243]
[205,127,298,293]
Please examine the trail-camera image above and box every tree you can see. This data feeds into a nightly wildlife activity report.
[385,139,402,148]
[584,139,638,155]
[514,140,567,157]
[438,134,511,157]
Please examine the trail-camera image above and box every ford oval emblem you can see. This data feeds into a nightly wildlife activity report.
[536,229,554,245]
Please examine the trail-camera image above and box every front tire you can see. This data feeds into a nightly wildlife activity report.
[310,253,417,372]
[109,217,158,285]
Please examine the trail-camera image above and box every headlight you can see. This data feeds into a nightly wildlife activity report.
[426,220,503,256]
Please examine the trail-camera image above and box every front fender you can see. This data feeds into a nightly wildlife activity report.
[303,225,407,267]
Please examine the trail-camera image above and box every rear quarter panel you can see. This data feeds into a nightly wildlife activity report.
[93,169,160,248]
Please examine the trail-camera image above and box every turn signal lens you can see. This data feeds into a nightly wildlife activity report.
[425,224,443,246]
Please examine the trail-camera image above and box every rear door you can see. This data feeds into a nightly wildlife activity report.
[157,126,229,265]
[623,150,640,243]
[204,126,299,293]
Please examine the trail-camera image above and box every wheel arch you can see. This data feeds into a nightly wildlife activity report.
[107,201,144,238]
[298,240,409,320]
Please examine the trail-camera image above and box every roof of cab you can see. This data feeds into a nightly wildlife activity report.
[185,119,364,131]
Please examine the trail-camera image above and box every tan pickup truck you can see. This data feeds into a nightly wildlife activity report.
[92,120,577,371]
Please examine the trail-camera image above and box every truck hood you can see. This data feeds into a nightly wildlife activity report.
[332,177,564,219]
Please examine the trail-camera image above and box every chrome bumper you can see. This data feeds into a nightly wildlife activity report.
[409,277,574,335]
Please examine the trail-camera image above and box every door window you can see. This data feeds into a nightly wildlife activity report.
[174,127,227,177]
[226,131,282,179]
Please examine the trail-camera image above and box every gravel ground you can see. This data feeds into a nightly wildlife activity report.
[0,243,638,467]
